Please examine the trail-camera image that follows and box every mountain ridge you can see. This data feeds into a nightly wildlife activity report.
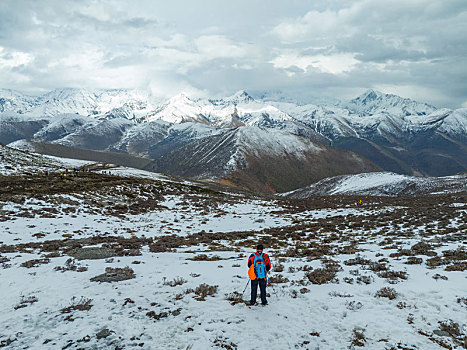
[1,87,466,192]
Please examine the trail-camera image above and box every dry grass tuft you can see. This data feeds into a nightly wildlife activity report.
[375,287,398,300]
[60,297,93,314]
[194,283,218,301]
[163,277,187,287]
[351,328,366,347]
[225,292,244,305]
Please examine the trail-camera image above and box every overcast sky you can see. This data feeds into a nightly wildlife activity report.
[1,0,466,107]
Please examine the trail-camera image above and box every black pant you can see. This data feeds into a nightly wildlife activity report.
[250,278,267,304]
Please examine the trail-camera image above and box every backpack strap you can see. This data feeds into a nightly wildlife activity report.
[254,252,263,263]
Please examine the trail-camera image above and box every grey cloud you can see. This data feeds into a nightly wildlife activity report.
[0,0,466,108]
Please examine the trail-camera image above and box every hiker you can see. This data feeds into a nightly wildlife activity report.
[247,244,271,305]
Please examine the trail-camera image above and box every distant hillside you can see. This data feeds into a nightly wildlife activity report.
[145,127,381,193]
[13,141,152,170]
[283,172,467,197]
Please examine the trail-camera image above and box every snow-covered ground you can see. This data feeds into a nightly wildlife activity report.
[284,172,467,197]
[0,144,95,175]
[1,163,466,349]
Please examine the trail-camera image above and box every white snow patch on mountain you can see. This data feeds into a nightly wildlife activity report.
[329,172,411,194]
[284,172,467,197]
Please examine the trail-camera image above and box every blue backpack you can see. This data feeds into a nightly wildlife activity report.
[254,253,267,279]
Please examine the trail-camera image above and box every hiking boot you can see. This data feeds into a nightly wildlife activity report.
[249,301,256,306]
[262,302,268,306]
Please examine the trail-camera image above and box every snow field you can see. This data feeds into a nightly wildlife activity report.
[0,167,465,349]
[1,236,465,349]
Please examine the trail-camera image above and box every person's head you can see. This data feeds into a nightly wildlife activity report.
[256,244,264,252]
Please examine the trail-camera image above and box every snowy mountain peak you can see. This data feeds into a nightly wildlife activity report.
[225,90,254,104]
[167,92,192,104]
[42,87,91,99]
[348,89,438,116]
[355,89,381,104]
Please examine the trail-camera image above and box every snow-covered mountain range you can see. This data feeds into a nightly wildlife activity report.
[1,87,466,192]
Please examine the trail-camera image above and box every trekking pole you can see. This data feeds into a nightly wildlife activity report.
[241,280,250,295]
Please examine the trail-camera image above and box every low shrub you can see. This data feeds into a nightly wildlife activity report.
[377,270,408,283]
[375,287,397,300]
[61,297,93,313]
[14,295,38,310]
[54,258,88,272]
[194,283,218,301]
[187,254,222,261]
[305,268,336,285]
[269,274,289,284]
[225,292,244,305]
[351,328,366,347]
[90,266,135,283]
[163,277,187,287]
[21,258,50,268]
[274,263,284,272]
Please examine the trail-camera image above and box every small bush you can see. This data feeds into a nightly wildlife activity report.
[410,241,437,256]
[445,262,467,271]
[54,258,88,272]
[146,311,168,320]
[61,297,93,313]
[329,291,353,298]
[269,274,289,284]
[438,320,461,337]
[163,277,187,287]
[351,328,366,347]
[213,336,237,350]
[432,274,448,281]
[305,268,336,285]
[346,301,363,311]
[21,258,50,268]
[175,288,194,300]
[273,263,284,272]
[344,256,372,266]
[426,256,442,268]
[405,257,423,265]
[225,292,244,305]
[377,270,408,283]
[14,295,38,310]
[194,283,218,301]
[90,266,135,283]
[187,254,222,261]
[375,287,398,300]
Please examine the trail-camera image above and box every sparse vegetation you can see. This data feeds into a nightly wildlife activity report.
[269,274,289,284]
[225,292,244,305]
[350,328,366,347]
[213,336,237,350]
[20,258,50,268]
[90,266,135,283]
[194,283,218,301]
[0,167,465,349]
[14,295,38,310]
[54,258,88,272]
[187,254,222,261]
[163,277,187,287]
[61,297,93,314]
[375,287,398,300]
[305,267,337,285]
